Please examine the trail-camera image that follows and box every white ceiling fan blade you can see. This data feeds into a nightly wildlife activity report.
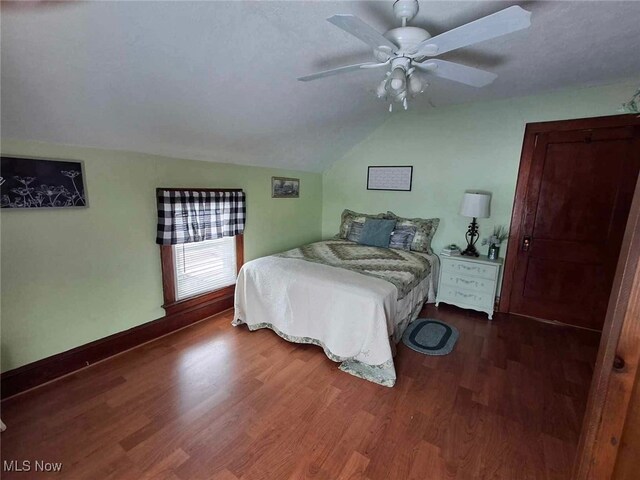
[327,14,398,52]
[298,61,389,82]
[412,6,531,57]
[414,59,497,87]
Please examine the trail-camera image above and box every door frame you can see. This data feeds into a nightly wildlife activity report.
[499,114,640,314]
[572,165,640,479]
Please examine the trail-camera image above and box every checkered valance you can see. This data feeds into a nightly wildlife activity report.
[156,189,246,245]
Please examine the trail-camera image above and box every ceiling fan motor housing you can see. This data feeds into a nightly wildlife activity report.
[375,26,431,62]
[384,27,431,54]
[373,0,430,62]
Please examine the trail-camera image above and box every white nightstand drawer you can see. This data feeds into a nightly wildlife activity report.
[438,284,494,309]
[441,258,498,280]
[440,272,495,294]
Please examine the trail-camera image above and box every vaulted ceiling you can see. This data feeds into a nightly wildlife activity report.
[2,1,639,172]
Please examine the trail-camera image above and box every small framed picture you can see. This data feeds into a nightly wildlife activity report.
[272,177,300,198]
[367,166,413,191]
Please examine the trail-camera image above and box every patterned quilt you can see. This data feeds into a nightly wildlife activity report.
[276,240,431,300]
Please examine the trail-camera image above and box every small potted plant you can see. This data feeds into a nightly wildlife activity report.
[482,226,509,260]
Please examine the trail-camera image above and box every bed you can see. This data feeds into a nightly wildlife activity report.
[233,239,439,387]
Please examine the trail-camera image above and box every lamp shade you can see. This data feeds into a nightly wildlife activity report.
[459,192,491,218]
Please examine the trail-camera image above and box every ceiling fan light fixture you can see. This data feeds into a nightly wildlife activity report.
[376,78,389,98]
[389,66,406,92]
[390,78,404,91]
[391,89,407,104]
[407,72,423,96]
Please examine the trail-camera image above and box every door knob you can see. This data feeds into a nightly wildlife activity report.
[522,236,531,252]
[613,355,625,371]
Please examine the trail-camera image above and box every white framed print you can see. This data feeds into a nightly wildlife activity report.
[367,166,413,191]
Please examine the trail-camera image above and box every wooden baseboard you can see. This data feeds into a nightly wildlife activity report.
[0,291,234,400]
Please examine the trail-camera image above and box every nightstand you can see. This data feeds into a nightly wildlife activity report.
[436,254,503,319]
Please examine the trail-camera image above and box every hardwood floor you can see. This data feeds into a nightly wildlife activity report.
[0,304,600,479]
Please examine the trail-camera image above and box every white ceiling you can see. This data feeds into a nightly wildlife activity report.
[2,1,639,172]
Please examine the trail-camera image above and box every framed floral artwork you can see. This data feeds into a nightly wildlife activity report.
[0,156,88,209]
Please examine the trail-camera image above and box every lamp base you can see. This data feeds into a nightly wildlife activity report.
[461,217,480,257]
[461,244,480,257]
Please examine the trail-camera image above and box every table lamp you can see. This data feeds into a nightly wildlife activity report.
[459,192,491,257]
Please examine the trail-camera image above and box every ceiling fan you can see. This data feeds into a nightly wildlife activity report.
[298,0,531,111]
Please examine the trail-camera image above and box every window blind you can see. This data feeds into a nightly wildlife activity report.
[173,236,237,300]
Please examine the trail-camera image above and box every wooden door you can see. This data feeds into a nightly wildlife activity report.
[505,116,640,330]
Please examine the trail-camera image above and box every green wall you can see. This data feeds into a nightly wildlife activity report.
[2,79,637,372]
[0,141,322,372]
[322,80,637,267]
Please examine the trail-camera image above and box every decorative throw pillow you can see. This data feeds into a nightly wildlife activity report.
[338,209,389,239]
[387,212,440,254]
[357,218,397,248]
[347,220,365,242]
[389,225,417,251]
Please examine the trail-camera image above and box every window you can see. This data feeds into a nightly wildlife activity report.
[156,187,246,316]
[174,236,237,301]
[159,234,243,316]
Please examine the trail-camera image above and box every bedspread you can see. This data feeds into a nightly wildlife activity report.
[233,241,438,386]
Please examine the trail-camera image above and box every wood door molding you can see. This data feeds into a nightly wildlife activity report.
[499,113,640,314]
[573,173,640,479]
[524,113,640,134]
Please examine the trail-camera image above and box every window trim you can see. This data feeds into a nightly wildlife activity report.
[160,233,244,316]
